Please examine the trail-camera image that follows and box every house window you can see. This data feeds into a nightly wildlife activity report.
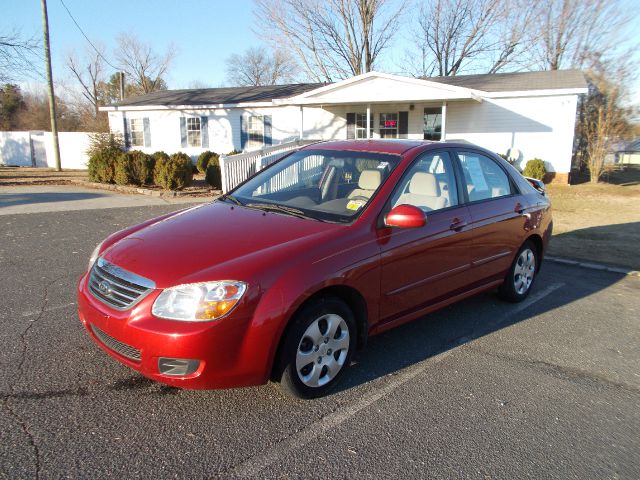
[187,117,201,147]
[355,113,372,139]
[129,118,144,147]
[379,113,398,138]
[424,107,442,140]
[247,115,264,149]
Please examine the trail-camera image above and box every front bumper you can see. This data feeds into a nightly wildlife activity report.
[77,273,273,390]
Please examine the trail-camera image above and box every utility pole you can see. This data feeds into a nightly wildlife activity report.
[41,0,62,171]
[119,71,125,100]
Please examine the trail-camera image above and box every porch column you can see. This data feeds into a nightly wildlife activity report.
[441,101,447,141]
[299,106,304,140]
[366,104,371,139]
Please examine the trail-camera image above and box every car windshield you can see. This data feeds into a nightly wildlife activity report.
[227,149,401,223]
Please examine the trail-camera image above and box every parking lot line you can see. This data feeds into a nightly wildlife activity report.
[232,281,566,478]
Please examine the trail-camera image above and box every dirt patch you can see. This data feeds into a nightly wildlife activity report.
[546,169,640,269]
[0,167,215,197]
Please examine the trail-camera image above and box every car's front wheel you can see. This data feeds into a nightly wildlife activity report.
[278,297,355,399]
[499,240,538,302]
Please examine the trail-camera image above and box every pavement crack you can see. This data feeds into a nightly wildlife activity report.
[467,345,640,395]
[2,274,70,479]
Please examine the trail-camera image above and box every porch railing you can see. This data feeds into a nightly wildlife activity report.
[219,139,317,193]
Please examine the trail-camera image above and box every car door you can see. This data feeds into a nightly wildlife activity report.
[377,150,473,321]
[453,149,528,282]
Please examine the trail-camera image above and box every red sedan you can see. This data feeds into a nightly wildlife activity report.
[77,140,552,398]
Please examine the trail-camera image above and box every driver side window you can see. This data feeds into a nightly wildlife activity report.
[390,151,458,212]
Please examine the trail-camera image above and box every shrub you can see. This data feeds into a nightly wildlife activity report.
[523,158,546,180]
[113,150,155,186]
[129,150,155,185]
[152,151,169,163]
[205,155,222,189]
[227,149,241,156]
[86,132,124,183]
[197,150,218,174]
[86,132,124,159]
[113,153,133,185]
[153,152,193,190]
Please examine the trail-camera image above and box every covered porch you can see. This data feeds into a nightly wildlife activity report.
[274,71,482,143]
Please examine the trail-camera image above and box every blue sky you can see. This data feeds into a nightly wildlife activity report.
[4,0,640,104]
[6,0,259,88]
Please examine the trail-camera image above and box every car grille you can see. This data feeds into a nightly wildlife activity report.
[88,257,155,310]
[91,324,141,362]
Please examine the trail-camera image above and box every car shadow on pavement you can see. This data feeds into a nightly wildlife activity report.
[334,265,629,395]
[0,192,106,208]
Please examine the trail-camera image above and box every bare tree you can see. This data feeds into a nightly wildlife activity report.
[0,29,41,82]
[404,0,515,78]
[66,45,110,117]
[225,47,298,86]
[255,0,404,82]
[114,33,175,94]
[535,0,628,71]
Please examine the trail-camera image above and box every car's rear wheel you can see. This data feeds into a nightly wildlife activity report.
[499,240,538,303]
[278,297,355,399]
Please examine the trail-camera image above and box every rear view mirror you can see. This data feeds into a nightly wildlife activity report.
[384,204,426,228]
[524,176,546,195]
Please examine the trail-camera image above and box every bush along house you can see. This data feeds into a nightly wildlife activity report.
[100,69,588,184]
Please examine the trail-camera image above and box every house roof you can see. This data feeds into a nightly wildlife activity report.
[429,69,587,92]
[111,83,325,107]
[105,69,586,109]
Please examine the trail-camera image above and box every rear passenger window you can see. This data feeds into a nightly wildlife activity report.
[391,151,458,212]
[457,152,512,202]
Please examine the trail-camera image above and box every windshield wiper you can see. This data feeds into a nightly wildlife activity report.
[244,202,313,220]
[220,194,243,206]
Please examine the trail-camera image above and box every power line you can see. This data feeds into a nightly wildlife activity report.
[58,0,120,71]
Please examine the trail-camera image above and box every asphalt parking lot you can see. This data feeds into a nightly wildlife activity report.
[1,192,639,479]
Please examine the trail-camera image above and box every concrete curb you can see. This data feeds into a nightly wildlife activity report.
[546,256,639,277]
[69,179,221,198]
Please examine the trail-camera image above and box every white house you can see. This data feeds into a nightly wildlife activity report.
[101,69,588,183]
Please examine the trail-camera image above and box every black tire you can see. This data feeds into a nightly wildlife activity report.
[498,240,538,303]
[278,297,356,399]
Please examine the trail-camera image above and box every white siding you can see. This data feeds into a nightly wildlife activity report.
[106,94,580,174]
[446,95,578,173]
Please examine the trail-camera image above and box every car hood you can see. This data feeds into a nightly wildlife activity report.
[102,201,345,288]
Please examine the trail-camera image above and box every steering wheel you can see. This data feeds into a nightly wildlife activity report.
[348,196,369,203]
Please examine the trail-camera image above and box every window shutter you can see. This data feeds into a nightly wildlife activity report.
[123,117,130,149]
[180,117,187,148]
[240,115,248,150]
[200,116,209,149]
[398,111,409,138]
[143,117,151,147]
[346,113,355,139]
[263,115,272,146]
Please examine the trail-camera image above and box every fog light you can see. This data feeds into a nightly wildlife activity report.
[158,358,200,376]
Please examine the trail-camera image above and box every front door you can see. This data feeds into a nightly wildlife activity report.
[454,150,528,282]
[377,150,473,321]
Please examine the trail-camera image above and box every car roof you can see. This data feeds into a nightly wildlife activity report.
[302,139,495,156]
[303,139,433,155]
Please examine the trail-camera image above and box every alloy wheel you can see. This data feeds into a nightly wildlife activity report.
[295,314,350,388]
[513,248,536,295]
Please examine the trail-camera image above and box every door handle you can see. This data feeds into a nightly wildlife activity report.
[514,202,525,214]
[450,218,468,231]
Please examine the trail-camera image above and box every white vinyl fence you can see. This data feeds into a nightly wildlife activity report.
[0,131,91,169]
[220,139,316,192]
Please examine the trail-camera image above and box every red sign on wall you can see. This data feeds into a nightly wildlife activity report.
[384,120,397,127]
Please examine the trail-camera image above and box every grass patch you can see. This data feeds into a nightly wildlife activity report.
[547,166,640,269]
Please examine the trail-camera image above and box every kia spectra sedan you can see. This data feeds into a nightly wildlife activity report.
[77,140,552,398]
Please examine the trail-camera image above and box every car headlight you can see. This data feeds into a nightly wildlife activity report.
[88,241,103,271]
[152,281,247,321]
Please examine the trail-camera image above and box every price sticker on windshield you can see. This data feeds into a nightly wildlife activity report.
[346,199,365,211]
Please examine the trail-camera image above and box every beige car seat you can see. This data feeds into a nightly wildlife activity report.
[396,172,447,211]
[348,169,382,199]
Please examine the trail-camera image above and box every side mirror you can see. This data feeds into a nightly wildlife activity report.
[384,204,426,228]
